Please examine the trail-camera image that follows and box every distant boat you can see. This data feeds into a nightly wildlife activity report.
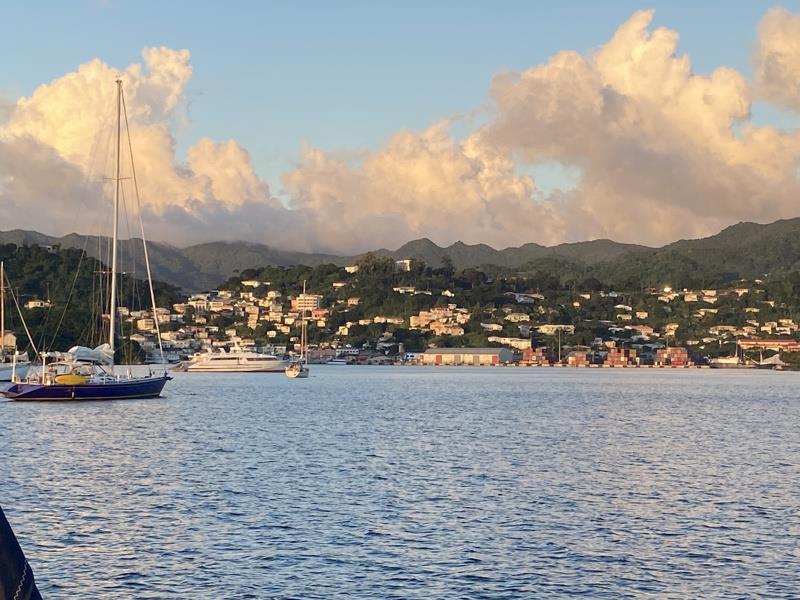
[184,347,289,372]
[284,360,309,378]
[286,280,310,378]
[709,341,753,369]
[755,353,788,370]
[144,351,181,365]
[709,355,752,369]
[0,262,30,382]
[2,80,170,401]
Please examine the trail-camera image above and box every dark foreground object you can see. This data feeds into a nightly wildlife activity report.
[0,506,41,600]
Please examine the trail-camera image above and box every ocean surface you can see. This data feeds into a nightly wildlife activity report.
[2,366,799,598]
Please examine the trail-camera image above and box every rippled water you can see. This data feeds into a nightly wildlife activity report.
[2,367,800,598]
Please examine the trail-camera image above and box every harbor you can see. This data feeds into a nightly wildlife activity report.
[4,3,800,598]
[3,366,799,597]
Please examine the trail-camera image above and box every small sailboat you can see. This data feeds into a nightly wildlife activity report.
[2,79,170,401]
[0,261,31,382]
[285,281,310,379]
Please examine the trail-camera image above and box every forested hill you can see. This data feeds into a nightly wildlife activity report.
[4,217,800,290]
[583,218,800,290]
[0,243,179,356]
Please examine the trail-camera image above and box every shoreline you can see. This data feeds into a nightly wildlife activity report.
[320,362,796,371]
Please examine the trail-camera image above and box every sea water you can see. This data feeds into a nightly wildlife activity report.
[2,367,799,598]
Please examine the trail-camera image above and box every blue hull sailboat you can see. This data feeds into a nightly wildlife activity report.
[2,79,170,402]
[3,373,169,401]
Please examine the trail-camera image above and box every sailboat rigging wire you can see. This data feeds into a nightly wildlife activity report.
[119,183,145,316]
[32,299,52,356]
[121,88,165,363]
[46,236,91,352]
[2,270,39,359]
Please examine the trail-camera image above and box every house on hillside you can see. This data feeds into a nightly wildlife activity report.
[395,259,414,272]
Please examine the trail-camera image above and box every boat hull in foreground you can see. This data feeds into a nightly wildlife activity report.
[1,374,170,401]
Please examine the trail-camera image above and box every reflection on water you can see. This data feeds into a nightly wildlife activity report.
[2,367,799,598]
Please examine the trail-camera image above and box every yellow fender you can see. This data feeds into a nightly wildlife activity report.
[54,374,89,385]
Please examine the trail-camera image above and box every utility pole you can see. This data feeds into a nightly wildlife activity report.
[557,327,562,363]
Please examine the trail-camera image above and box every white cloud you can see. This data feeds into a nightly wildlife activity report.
[480,8,800,244]
[282,123,567,250]
[0,47,275,243]
[755,7,800,111]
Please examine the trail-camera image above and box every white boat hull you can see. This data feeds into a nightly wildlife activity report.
[285,363,309,378]
[187,361,289,373]
[0,363,29,382]
[182,347,290,373]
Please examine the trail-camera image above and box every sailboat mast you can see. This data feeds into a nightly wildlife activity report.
[1,261,5,358]
[109,79,122,355]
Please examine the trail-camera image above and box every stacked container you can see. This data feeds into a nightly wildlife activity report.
[567,351,590,367]
[604,348,637,367]
[655,347,690,366]
[521,347,551,366]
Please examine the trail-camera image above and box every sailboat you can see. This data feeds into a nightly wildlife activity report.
[0,261,31,382]
[285,281,310,378]
[2,79,170,401]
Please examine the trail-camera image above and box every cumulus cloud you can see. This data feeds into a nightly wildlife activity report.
[283,124,569,250]
[755,7,800,111]
[478,8,800,244]
[0,47,277,243]
[283,8,800,249]
[2,9,800,253]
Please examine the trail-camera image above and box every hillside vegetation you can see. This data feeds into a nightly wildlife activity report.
[4,217,800,290]
[1,243,179,359]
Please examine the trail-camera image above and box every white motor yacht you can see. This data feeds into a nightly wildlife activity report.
[185,347,289,372]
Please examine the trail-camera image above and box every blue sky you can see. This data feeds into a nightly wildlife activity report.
[3,0,798,194]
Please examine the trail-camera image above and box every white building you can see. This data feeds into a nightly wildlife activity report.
[537,324,575,335]
[395,259,413,272]
[25,299,51,309]
[292,294,323,311]
[487,336,532,350]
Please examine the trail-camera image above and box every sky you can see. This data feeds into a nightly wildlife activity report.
[2,1,800,253]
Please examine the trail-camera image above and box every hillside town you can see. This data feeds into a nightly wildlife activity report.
[22,256,791,369]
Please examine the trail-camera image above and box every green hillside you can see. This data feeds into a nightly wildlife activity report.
[0,243,179,359]
[5,217,800,290]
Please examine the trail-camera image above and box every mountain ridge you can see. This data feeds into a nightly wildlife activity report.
[3,218,800,290]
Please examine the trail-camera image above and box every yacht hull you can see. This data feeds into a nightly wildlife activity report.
[186,361,289,373]
[1,374,170,401]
